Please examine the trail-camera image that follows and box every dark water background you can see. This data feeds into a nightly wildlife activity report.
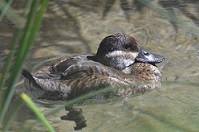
[0,0,199,131]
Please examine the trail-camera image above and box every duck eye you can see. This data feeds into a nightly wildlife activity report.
[125,45,132,50]
[143,51,149,55]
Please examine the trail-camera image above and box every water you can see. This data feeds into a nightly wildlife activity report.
[1,0,199,131]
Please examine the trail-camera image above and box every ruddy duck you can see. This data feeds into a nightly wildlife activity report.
[22,33,164,100]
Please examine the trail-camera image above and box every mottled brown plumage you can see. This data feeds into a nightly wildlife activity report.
[22,33,164,100]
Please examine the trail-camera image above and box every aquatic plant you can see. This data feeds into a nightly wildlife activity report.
[0,0,53,131]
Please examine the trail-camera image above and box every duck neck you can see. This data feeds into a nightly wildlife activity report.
[89,55,134,70]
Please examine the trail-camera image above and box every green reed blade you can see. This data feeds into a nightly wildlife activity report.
[23,0,34,17]
[0,0,14,21]
[27,0,49,46]
[0,0,39,124]
[21,93,55,132]
[0,0,49,130]
[0,30,20,92]
[0,0,25,28]
[0,0,34,93]
[2,95,24,131]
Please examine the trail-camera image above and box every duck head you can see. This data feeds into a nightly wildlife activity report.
[90,33,164,70]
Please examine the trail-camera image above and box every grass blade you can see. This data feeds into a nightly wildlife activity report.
[21,93,54,132]
[0,0,25,28]
[0,0,40,124]
[2,95,24,131]
[0,1,49,130]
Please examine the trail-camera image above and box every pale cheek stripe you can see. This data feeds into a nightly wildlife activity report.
[106,50,138,59]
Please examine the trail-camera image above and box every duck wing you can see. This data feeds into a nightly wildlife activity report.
[49,54,93,74]
[60,61,124,80]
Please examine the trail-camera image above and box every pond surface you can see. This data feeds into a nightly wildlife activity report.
[1,0,199,131]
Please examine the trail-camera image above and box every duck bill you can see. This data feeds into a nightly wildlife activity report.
[135,48,164,65]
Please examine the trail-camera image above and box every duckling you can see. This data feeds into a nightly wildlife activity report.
[22,33,164,100]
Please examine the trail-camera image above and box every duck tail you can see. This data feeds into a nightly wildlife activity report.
[22,69,34,80]
[22,69,41,88]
